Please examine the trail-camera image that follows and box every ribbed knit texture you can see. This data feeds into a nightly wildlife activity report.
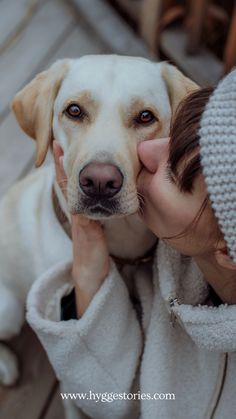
[199,69,236,262]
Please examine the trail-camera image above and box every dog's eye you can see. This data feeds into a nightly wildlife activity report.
[65,104,83,119]
[136,110,156,125]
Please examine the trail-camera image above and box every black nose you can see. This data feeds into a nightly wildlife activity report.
[79,162,123,198]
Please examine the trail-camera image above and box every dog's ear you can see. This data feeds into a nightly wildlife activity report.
[12,59,71,167]
[161,63,199,116]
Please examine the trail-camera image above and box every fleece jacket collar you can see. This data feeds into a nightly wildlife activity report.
[155,241,236,352]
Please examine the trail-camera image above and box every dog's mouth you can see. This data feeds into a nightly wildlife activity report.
[68,176,139,219]
[75,196,122,219]
[89,205,114,217]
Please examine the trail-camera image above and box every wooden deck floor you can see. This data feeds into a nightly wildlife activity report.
[0,1,111,418]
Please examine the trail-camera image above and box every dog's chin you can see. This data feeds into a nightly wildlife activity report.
[71,207,130,220]
[69,203,138,220]
[87,210,125,220]
[86,206,117,220]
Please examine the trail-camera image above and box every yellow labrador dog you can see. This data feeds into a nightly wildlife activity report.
[0,55,197,385]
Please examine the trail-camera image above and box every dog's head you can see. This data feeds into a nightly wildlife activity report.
[12,55,198,219]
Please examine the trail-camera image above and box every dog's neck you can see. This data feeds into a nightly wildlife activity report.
[53,180,157,261]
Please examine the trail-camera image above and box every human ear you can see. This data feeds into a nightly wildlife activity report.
[215,249,236,270]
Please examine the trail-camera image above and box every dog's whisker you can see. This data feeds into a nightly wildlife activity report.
[137,192,146,215]
[137,191,145,203]
[138,198,145,209]
[137,192,144,198]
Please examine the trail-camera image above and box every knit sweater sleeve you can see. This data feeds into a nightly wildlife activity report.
[26,259,142,419]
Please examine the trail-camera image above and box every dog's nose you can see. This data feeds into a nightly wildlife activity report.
[79,162,123,198]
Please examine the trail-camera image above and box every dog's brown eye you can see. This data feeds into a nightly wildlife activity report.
[66,104,82,118]
[137,110,156,124]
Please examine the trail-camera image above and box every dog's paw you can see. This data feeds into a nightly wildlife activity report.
[0,344,19,386]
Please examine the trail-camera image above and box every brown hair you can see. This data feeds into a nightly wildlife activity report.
[164,86,224,244]
[168,86,214,193]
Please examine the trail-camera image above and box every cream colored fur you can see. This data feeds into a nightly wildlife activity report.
[0,55,197,385]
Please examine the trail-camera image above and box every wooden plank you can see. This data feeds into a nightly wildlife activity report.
[0,0,74,119]
[0,0,30,49]
[0,0,44,52]
[186,0,208,54]
[45,25,108,66]
[160,26,223,86]
[70,0,152,58]
[140,0,162,54]
[0,324,57,419]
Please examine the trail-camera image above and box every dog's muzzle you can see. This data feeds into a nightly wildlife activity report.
[79,162,124,217]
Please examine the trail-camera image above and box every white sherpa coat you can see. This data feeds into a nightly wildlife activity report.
[26,241,236,419]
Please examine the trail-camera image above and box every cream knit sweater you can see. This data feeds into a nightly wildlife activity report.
[26,241,236,419]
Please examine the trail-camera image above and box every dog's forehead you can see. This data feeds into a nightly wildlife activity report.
[57,55,169,107]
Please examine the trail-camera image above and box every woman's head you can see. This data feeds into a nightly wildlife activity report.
[138,69,236,269]
[168,87,213,194]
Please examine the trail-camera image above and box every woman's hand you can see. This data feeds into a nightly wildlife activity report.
[53,141,110,317]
